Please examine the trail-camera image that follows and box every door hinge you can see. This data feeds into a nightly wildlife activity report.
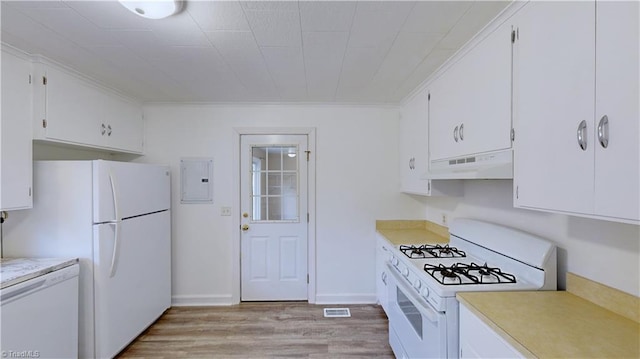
[428,93,431,101]
[307,274,309,284]
[427,181,431,192]
[28,74,32,84]
[29,187,32,197]
[516,186,519,199]
[511,29,516,43]
[511,128,515,142]
[42,119,47,128]
[307,213,309,223]
[42,76,47,85]
[305,150,311,162]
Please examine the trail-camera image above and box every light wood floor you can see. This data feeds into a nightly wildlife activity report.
[116,302,394,358]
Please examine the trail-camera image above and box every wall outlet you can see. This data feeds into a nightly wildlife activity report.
[441,213,448,226]
[221,207,231,216]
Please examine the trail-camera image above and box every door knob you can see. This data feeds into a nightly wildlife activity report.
[241,224,250,231]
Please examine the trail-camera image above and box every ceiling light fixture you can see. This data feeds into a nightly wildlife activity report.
[119,0,183,20]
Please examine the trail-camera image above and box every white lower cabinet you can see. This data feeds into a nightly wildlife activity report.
[459,303,524,359]
[32,63,144,154]
[1,48,33,211]
[375,235,391,314]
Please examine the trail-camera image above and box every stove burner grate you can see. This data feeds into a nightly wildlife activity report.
[399,244,466,259]
[423,262,517,285]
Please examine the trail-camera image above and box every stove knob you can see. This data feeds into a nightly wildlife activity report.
[401,267,410,277]
[421,287,430,299]
[413,280,421,290]
[391,257,399,266]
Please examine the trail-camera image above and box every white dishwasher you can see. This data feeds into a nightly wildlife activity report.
[1,260,79,359]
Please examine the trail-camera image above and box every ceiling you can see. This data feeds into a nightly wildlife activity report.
[1,0,510,104]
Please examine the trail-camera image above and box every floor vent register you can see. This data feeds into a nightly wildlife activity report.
[323,308,351,318]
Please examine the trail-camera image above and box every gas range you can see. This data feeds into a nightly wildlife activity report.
[384,219,557,359]
[387,218,558,311]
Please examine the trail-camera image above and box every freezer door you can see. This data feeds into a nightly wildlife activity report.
[93,160,170,223]
[93,211,171,359]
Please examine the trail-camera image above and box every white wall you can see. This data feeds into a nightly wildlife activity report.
[138,104,425,305]
[422,180,640,297]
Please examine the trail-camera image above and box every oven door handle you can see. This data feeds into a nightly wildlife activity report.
[386,262,442,323]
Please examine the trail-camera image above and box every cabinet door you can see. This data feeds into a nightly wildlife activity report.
[455,21,512,157]
[429,70,459,161]
[375,236,390,314]
[429,21,512,162]
[594,1,639,222]
[43,66,104,147]
[102,93,143,153]
[1,50,33,210]
[400,88,429,194]
[513,1,596,214]
[459,304,525,359]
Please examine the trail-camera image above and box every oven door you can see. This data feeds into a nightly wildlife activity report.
[386,263,448,359]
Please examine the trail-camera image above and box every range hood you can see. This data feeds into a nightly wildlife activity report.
[422,149,513,180]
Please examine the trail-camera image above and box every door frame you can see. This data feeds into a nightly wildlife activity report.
[232,127,317,304]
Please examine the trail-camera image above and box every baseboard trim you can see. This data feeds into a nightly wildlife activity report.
[171,294,234,306]
[314,294,377,305]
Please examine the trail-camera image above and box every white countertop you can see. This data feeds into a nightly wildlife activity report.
[0,257,79,289]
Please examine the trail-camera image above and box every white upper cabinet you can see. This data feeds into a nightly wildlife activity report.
[1,48,33,211]
[429,19,513,162]
[399,87,429,194]
[33,63,144,154]
[513,1,639,224]
[593,1,639,221]
[399,87,462,196]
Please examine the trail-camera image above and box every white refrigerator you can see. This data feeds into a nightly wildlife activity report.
[4,160,171,359]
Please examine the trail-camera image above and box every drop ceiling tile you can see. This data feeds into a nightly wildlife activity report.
[1,4,99,67]
[7,1,68,9]
[108,30,162,51]
[187,1,251,31]
[394,48,455,98]
[304,32,348,99]
[261,46,307,96]
[13,7,120,47]
[206,31,276,93]
[299,1,356,32]
[240,1,299,12]
[146,15,211,47]
[64,1,151,30]
[439,1,510,50]
[245,9,301,47]
[348,2,414,47]
[338,44,391,89]
[402,1,472,33]
[372,32,442,86]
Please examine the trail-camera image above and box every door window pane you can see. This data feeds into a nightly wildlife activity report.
[251,145,299,222]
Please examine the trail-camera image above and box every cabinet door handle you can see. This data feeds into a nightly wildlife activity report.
[459,123,464,141]
[597,115,609,148]
[577,120,588,151]
[107,124,112,136]
[453,126,459,142]
[101,123,106,136]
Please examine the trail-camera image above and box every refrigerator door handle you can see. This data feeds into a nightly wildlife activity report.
[109,222,121,278]
[109,172,121,221]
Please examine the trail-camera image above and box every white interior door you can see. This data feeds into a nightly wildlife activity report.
[240,134,308,301]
